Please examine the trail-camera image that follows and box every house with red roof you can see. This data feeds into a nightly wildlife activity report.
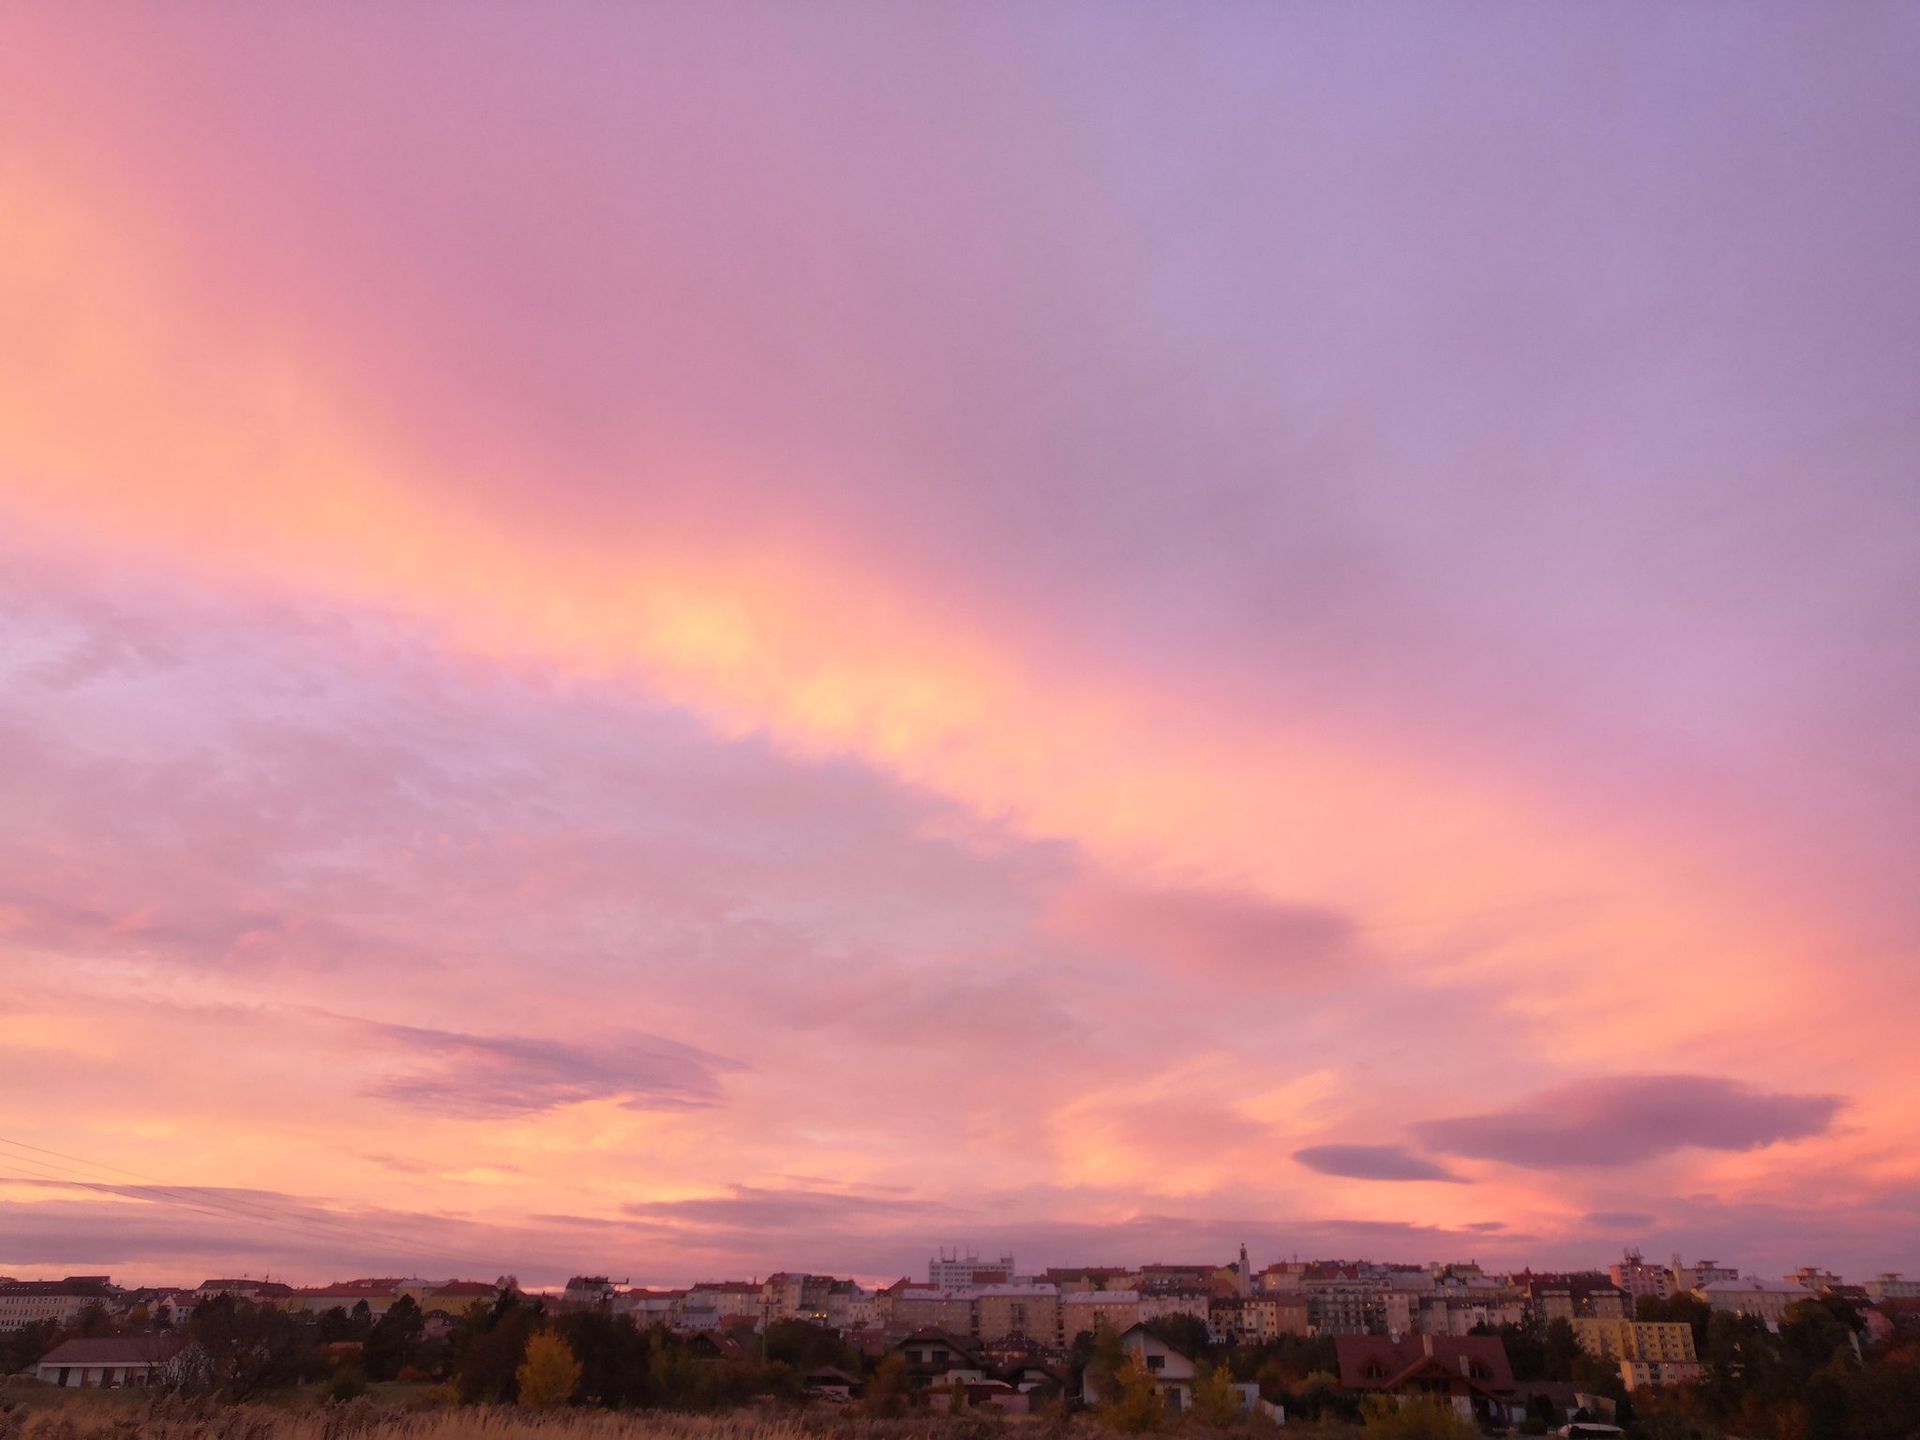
[1336,1333,1518,1424]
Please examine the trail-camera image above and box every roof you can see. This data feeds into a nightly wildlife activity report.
[39,1337,188,1366]
[1120,1322,1195,1363]
[0,1279,115,1296]
[890,1328,986,1365]
[1335,1335,1516,1396]
[1700,1278,1813,1295]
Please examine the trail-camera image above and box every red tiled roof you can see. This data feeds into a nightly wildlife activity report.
[1335,1335,1515,1396]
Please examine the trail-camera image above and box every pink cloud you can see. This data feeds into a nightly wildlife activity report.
[1,3,1917,1280]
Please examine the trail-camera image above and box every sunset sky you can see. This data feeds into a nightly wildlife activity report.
[2,4,1917,1288]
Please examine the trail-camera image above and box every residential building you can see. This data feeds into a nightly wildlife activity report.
[888,1330,990,1390]
[974,1285,1061,1345]
[1517,1272,1628,1326]
[1866,1274,1920,1302]
[1335,1334,1518,1425]
[560,1276,618,1312]
[0,1277,116,1331]
[1619,1358,1707,1390]
[825,1280,876,1331]
[882,1283,975,1337]
[1670,1258,1739,1293]
[1138,1290,1215,1327]
[1133,1264,1224,1295]
[35,1337,189,1389]
[1043,1267,1132,1291]
[1571,1319,1701,1388]
[930,1251,1015,1288]
[1256,1262,1308,1293]
[1081,1324,1199,1414]
[613,1287,683,1324]
[285,1283,402,1317]
[1305,1268,1387,1336]
[1786,1268,1843,1296]
[760,1273,833,1323]
[1061,1288,1141,1340]
[1610,1250,1675,1302]
[425,1280,498,1314]
[677,1281,761,1332]
[1698,1277,1813,1327]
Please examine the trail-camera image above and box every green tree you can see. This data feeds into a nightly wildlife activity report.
[364,1295,425,1381]
[763,1318,859,1372]
[1542,1317,1580,1381]
[516,1330,582,1410]
[184,1294,318,1399]
[74,1301,114,1338]
[1288,1370,1349,1422]
[1144,1314,1215,1364]
[315,1305,360,1343]
[453,1295,539,1404]
[557,1310,651,1408]
[0,1319,59,1376]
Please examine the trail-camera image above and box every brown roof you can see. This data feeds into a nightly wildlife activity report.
[39,1337,188,1366]
[1335,1335,1515,1396]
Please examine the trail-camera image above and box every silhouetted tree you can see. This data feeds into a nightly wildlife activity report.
[184,1295,317,1399]
[364,1295,425,1381]
[556,1310,651,1408]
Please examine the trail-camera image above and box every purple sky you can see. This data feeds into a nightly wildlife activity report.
[0,2,1916,1287]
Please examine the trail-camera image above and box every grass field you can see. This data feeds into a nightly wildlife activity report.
[0,1389,1346,1440]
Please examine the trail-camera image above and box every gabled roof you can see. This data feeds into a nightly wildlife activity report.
[1119,1322,1196,1365]
[889,1328,986,1366]
[1335,1335,1515,1396]
[38,1337,188,1366]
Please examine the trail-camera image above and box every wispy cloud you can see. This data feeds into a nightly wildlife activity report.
[1293,1144,1464,1183]
[1416,1074,1843,1168]
[362,1022,746,1118]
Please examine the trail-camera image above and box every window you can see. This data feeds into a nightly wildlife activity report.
[1146,1356,1164,1372]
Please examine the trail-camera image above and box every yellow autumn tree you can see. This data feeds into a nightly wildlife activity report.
[515,1330,581,1410]
[1105,1354,1170,1434]
[1189,1362,1242,1428]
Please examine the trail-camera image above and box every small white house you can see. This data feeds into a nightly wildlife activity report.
[35,1337,189,1389]
[1083,1324,1199,1412]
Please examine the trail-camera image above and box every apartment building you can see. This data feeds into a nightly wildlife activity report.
[1865,1274,1920,1301]
[0,1278,116,1331]
[1698,1278,1813,1327]
[1610,1251,1675,1302]
[929,1251,1015,1288]
[1060,1288,1141,1339]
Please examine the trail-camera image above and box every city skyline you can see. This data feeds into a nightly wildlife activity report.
[3,5,1918,1289]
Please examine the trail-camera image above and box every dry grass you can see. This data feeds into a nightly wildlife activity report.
[6,1396,804,1440]
[0,1397,1043,1440]
[0,1392,1340,1440]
